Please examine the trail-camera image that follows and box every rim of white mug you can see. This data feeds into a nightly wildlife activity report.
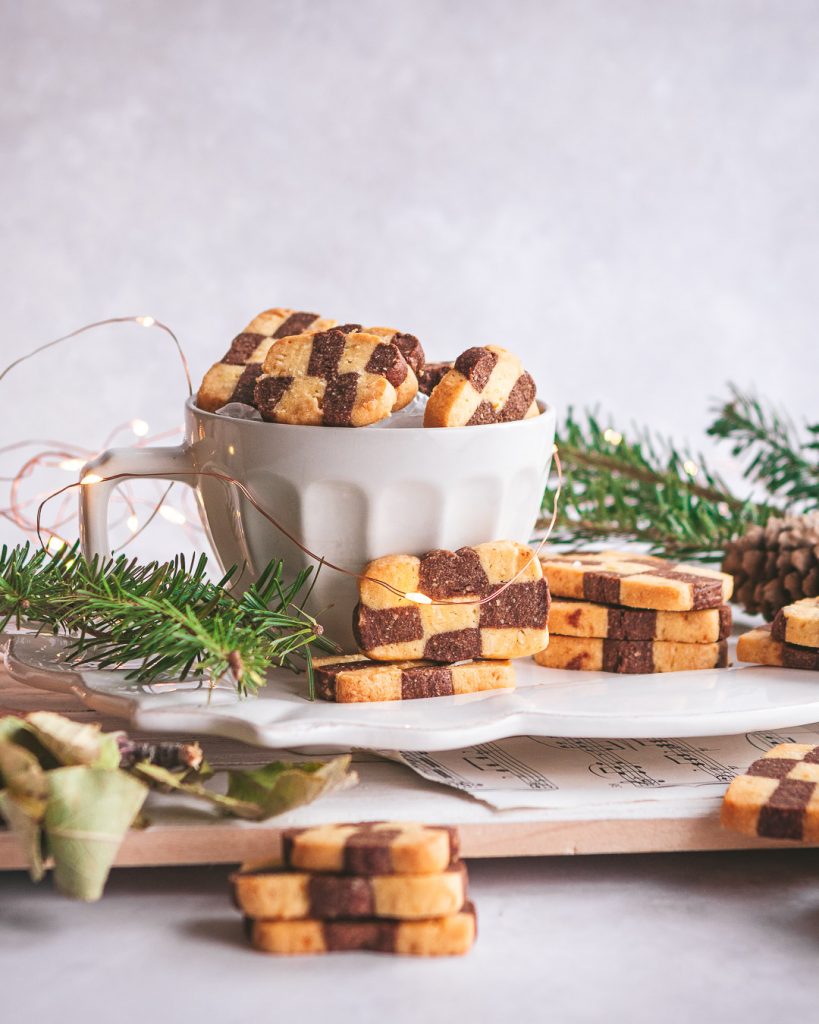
[185,396,553,434]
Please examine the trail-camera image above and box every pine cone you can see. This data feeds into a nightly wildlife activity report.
[722,512,819,619]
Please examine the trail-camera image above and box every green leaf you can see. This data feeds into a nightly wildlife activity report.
[226,755,356,819]
[0,790,46,881]
[43,766,148,901]
[25,712,122,769]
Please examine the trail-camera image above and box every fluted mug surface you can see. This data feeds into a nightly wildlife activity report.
[81,397,556,646]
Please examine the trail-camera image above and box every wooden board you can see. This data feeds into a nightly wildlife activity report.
[1,665,812,870]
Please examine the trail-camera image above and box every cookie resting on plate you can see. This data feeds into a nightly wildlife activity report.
[771,597,819,649]
[737,626,819,671]
[313,654,515,703]
[548,599,732,644]
[354,540,550,662]
[534,635,729,674]
[539,551,733,612]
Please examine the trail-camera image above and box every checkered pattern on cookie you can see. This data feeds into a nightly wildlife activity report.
[254,328,417,426]
[354,540,550,661]
[721,744,819,841]
[232,861,468,920]
[771,598,819,649]
[313,654,515,702]
[539,551,733,611]
[423,346,538,427]
[737,625,819,671]
[282,822,460,875]
[245,903,476,956]
[549,599,732,643]
[418,361,453,396]
[365,327,423,409]
[196,308,335,412]
[533,635,729,673]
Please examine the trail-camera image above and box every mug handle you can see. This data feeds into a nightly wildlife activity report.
[80,445,195,560]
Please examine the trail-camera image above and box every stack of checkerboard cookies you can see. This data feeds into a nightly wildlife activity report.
[737,596,819,671]
[533,551,734,674]
[312,540,551,702]
[232,822,476,956]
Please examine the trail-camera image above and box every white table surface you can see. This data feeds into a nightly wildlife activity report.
[3,849,819,1024]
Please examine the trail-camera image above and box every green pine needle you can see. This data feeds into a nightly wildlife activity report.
[0,543,335,697]
[707,384,819,510]
[544,386,816,559]
[544,403,770,560]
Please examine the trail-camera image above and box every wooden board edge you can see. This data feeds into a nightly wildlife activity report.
[1,814,813,871]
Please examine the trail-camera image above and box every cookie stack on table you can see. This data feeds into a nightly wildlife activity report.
[737,597,819,672]
[533,551,734,674]
[233,822,476,956]
[313,540,551,702]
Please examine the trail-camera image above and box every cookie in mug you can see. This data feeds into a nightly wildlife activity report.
[424,346,538,427]
[196,308,335,412]
[254,327,418,427]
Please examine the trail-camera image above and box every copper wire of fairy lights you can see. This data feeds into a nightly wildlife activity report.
[6,314,563,608]
[0,316,196,551]
[37,451,563,607]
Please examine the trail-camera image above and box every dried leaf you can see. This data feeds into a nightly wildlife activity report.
[0,790,46,881]
[43,766,148,901]
[0,739,49,801]
[25,712,121,769]
[134,755,356,821]
[226,756,356,819]
[0,715,58,769]
[131,761,262,819]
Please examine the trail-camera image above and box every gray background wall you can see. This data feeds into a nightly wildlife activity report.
[1,0,817,557]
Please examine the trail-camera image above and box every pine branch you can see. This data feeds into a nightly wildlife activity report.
[0,543,335,697]
[707,384,819,510]
[544,409,773,560]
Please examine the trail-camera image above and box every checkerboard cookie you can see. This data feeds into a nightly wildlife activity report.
[366,327,424,375]
[196,308,335,412]
[721,744,819,841]
[245,903,476,956]
[549,599,732,644]
[533,635,729,673]
[233,862,468,921]
[282,822,459,875]
[254,328,417,426]
[365,327,423,410]
[771,597,819,649]
[313,654,515,702]
[354,541,550,661]
[424,346,538,427]
[418,361,453,397]
[540,551,733,611]
[737,626,819,671]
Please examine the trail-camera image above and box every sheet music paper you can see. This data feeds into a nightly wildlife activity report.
[388,726,819,811]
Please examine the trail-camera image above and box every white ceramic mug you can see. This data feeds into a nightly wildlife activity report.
[80,397,556,646]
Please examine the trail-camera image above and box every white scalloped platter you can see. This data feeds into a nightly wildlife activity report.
[5,632,819,751]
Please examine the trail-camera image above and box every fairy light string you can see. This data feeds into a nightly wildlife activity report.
[6,313,563,609]
[0,316,193,550]
[37,449,563,607]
